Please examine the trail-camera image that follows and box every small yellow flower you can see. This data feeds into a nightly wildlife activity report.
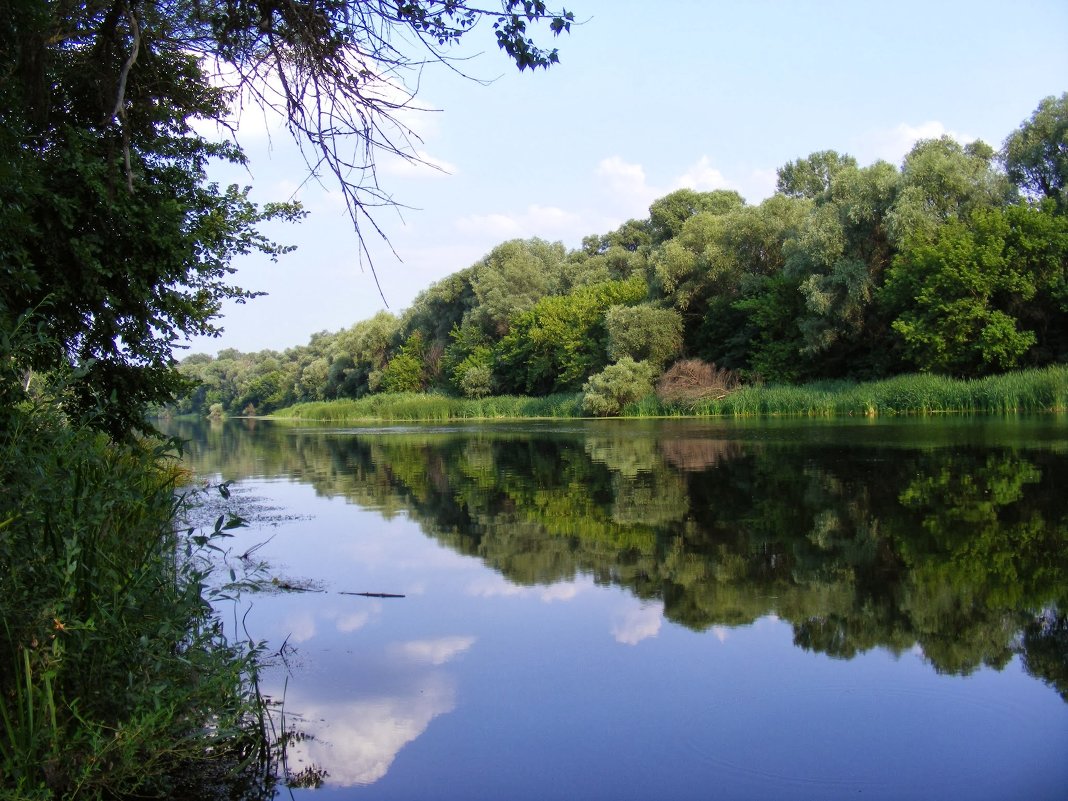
[53,618,66,632]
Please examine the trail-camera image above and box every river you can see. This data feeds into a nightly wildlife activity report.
[164,415,1068,801]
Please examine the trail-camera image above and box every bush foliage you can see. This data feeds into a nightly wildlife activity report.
[581,358,658,416]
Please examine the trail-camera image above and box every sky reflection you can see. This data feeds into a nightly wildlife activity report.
[179,419,1068,800]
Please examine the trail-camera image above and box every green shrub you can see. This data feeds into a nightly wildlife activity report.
[459,364,494,398]
[581,358,657,416]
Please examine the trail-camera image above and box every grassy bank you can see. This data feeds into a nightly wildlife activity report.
[0,402,270,799]
[270,366,1068,423]
[274,391,585,422]
[681,365,1068,417]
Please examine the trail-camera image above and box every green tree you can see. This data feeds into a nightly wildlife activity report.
[1003,93,1068,211]
[883,204,1068,376]
[444,320,496,395]
[400,271,477,364]
[381,332,428,393]
[784,160,900,375]
[692,195,809,369]
[887,136,1013,246]
[605,304,683,367]
[495,277,647,394]
[776,150,858,200]
[298,357,331,402]
[467,238,568,337]
[649,189,745,244]
[0,2,304,434]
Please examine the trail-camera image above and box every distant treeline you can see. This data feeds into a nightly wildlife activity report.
[174,95,1068,418]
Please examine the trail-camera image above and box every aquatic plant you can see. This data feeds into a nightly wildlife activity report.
[0,401,271,799]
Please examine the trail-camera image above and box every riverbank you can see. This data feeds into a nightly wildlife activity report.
[0,403,270,799]
[269,365,1068,423]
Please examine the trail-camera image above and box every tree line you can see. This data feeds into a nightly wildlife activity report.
[175,94,1068,417]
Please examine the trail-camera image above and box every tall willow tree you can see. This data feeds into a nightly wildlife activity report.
[0,0,573,435]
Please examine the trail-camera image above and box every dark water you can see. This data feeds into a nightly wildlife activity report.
[165,415,1068,801]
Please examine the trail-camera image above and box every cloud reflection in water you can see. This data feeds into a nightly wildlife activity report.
[278,634,476,787]
[284,672,457,786]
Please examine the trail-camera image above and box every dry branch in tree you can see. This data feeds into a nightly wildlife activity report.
[193,0,576,301]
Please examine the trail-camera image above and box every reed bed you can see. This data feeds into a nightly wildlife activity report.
[274,392,584,422]
[672,365,1068,417]
[269,366,1066,422]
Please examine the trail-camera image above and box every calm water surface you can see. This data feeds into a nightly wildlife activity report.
[165,416,1068,801]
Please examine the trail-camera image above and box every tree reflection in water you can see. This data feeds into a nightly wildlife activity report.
[167,416,1068,706]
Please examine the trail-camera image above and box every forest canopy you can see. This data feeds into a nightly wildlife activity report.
[174,94,1068,418]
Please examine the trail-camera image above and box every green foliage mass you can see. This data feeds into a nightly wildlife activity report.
[580,357,657,416]
[884,203,1068,375]
[177,93,1068,419]
[495,276,648,394]
[605,304,683,366]
[381,333,429,393]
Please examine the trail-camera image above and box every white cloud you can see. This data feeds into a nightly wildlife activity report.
[282,610,318,644]
[454,204,587,242]
[612,601,663,645]
[858,120,976,166]
[450,154,749,254]
[595,154,746,221]
[336,610,373,633]
[454,211,524,239]
[465,576,529,598]
[597,156,651,196]
[539,583,583,602]
[740,168,779,204]
[672,155,731,192]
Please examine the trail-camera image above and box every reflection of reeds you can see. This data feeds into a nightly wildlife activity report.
[659,438,744,471]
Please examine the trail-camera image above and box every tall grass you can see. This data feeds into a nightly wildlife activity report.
[683,366,1068,417]
[0,400,271,799]
[274,391,584,422]
[270,366,1067,422]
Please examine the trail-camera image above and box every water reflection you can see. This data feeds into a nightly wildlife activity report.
[283,641,466,787]
[166,416,1068,797]
[170,417,1068,698]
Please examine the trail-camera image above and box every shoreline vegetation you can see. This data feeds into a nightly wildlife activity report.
[264,365,1068,423]
[0,400,272,800]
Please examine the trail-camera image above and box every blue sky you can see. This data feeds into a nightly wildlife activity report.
[188,0,1068,355]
